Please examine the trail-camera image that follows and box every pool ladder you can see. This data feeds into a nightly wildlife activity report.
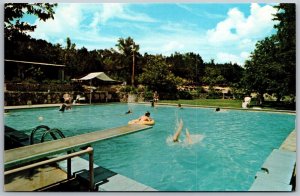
[30,125,66,145]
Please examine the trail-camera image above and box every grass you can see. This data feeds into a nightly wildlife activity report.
[160,99,296,111]
[160,99,242,108]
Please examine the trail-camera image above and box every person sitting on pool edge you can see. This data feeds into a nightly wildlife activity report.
[173,119,192,144]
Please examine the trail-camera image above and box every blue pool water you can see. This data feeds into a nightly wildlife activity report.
[5,104,295,191]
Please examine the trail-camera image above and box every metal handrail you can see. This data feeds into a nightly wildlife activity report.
[40,128,66,143]
[30,125,50,145]
[4,147,95,191]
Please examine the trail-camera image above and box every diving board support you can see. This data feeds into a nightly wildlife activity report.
[5,147,95,191]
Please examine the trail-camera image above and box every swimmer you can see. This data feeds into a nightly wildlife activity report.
[172,119,193,144]
[173,119,183,142]
[125,110,132,114]
[185,128,193,144]
[138,111,152,122]
[178,103,183,109]
[215,107,220,112]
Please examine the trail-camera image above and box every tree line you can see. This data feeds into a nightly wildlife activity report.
[4,3,295,102]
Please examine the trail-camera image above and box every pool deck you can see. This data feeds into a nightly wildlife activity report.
[249,129,296,191]
[4,103,88,110]
[279,130,296,152]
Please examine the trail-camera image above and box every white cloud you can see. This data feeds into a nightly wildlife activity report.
[95,3,156,25]
[100,4,124,23]
[216,51,251,66]
[207,3,277,44]
[204,3,278,65]
[162,41,185,53]
[29,3,156,48]
[26,3,277,66]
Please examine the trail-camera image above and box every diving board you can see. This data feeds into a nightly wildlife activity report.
[5,124,152,169]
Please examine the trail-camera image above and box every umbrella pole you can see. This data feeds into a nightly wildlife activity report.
[89,80,92,104]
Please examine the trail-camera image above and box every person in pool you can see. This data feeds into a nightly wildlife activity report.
[173,119,192,144]
[138,111,152,122]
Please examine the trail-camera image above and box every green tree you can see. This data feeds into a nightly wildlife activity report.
[138,55,178,99]
[202,66,225,88]
[273,3,296,97]
[115,37,140,85]
[242,3,296,102]
[4,3,57,39]
[166,52,204,84]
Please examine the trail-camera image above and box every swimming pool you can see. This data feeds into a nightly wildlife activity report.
[4,104,295,191]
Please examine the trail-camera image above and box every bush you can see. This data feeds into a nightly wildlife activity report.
[206,91,222,99]
[144,90,153,101]
[177,90,193,99]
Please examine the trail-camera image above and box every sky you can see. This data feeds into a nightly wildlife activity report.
[26,3,279,66]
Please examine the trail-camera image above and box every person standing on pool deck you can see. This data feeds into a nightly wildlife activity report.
[153,91,159,102]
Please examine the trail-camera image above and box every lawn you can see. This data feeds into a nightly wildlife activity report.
[160,99,242,108]
[160,99,295,111]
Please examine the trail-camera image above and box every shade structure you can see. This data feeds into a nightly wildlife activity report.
[73,72,119,104]
[77,72,116,82]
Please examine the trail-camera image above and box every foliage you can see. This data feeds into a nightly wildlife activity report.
[166,52,204,84]
[138,54,178,95]
[4,3,57,39]
[242,3,296,101]
[202,66,225,87]
[177,90,193,100]
[115,37,140,85]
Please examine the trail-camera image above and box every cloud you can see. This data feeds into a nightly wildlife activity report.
[206,3,277,44]
[28,3,156,48]
[216,51,250,66]
[204,3,278,65]
[95,3,156,25]
[27,3,277,66]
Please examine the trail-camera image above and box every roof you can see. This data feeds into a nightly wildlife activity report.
[5,59,65,67]
[76,72,116,82]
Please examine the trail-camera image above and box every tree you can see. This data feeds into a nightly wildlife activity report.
[166,52,204,84]
[4,3,57,39]
[138,55,179,99]
[202,66,225,88]
[115,37,140,86]
[273,3,296,97]
[242,3,296,102]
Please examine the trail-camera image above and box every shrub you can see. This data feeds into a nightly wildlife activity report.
[178,90,193,99]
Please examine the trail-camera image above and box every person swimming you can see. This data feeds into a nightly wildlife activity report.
[138,111,152,122]
[125,109,132,114]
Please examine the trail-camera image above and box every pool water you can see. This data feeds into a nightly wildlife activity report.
[4,104,295,191]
